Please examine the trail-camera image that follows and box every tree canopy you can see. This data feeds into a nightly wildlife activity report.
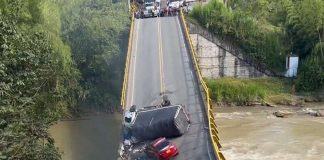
[0,0,129,159]
[190,0,324,91]
[57,0,129,110]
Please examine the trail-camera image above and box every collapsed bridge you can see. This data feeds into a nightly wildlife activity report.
[120,9,225,160]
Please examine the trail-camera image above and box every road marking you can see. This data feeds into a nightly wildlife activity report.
[130,19,140,106]
[157,17,165,94]
[191,70,194,79]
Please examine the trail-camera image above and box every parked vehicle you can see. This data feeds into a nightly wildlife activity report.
[141,1,159,18]
[168,0,183,10]
[145,137,179,160]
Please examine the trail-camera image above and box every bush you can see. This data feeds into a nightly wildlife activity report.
[296,58,324,91]
[207,78,290,105]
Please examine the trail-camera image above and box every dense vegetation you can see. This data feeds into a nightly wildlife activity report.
[0,0,129,159]
[191,0,324,91]
[57,0,129,110]
[207,78,294,106]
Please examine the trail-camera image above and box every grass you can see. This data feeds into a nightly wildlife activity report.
[206,78,296,106]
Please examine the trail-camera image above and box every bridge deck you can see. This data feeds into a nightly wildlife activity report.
[125,16,216,160]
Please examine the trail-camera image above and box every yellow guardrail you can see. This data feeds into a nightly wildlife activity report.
[179,10,226,160]
[121,14,135,109]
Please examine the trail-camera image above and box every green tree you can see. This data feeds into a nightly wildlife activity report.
[191,0,324,91]
[285,0,324,91]
[190,0,286,73]
[1,0,81,159]
[0,15,61,160]
[56,0,129,110]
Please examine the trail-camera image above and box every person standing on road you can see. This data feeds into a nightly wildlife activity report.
[170,7,173,16]
[154,4,157,17]
[166,6,169,16]
[161,95,171,107]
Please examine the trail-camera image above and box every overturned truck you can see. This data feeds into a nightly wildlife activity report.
[129,105,190,142]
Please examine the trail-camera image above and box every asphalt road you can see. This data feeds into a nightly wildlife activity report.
[126,16,216,160]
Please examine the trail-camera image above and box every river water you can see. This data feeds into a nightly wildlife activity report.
[49,104,324,160]
[49,113,122,160]
[215,103,324,160]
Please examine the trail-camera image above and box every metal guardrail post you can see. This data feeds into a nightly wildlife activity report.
[179,9,226,160]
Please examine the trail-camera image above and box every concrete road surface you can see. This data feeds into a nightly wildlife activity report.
[126,16,216,160]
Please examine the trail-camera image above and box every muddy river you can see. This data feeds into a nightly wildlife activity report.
[215,103,324,160]
[49,103,324,160]
[50,113,122,160]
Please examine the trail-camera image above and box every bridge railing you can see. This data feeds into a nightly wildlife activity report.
[179,10,226,160]
[121,14,135,109]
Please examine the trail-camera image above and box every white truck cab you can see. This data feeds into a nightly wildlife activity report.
[142,1,159,18]
[123,105,137,128]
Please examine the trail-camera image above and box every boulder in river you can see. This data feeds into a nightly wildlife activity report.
[273,110,294,118]
[315,110,324,117]
[304,109,324,117]
[265,101,278,108]
[306,109,318,116]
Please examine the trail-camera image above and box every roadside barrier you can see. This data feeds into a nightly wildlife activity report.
[121,14,135,110]
[179,10,226,160]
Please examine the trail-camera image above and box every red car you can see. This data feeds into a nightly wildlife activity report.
[145,137,179,160]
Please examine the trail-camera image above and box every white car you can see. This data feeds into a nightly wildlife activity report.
[169,0,183,9]
[145,2,155,11]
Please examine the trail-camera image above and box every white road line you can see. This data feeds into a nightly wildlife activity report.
[130,19,140,106]
[191,70,194,79]
[157,17,165,94]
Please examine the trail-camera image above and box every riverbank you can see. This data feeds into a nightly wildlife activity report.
[207,78,323,107]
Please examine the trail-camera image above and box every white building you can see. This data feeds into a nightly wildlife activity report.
[285,55,299,77]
